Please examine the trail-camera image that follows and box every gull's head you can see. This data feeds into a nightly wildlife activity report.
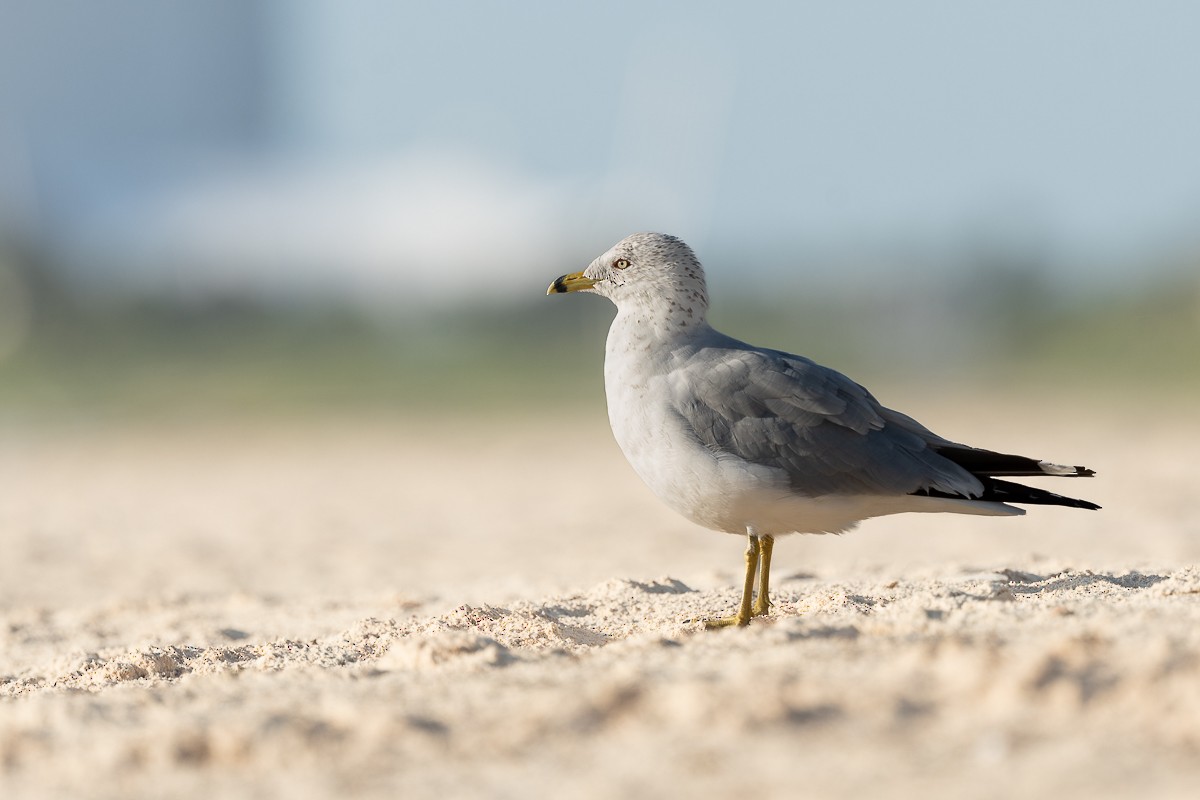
[547,233,709,316]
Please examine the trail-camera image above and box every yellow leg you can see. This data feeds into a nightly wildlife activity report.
[751,535,774,618]
[704,534,761,629]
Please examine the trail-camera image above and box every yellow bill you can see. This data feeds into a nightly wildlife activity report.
[547,271,597,294]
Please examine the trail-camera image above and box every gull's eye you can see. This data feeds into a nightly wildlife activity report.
[613,258,631,270]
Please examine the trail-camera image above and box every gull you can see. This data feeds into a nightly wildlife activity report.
[547,232,1099,628]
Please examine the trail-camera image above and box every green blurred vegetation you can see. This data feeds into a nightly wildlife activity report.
[712,273,1200,394]
[0,244,1196,426]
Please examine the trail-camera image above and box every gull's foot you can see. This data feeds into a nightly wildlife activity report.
[700,602,770,630]
[702,612,750,629]
[751,597,771,617]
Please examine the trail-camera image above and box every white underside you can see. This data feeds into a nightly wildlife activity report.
[686,489,1022,536]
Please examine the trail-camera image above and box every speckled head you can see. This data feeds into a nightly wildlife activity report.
[548,233,709,319]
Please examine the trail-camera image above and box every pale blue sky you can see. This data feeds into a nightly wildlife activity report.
[1,1,1198,300]
[278,2,1200,247]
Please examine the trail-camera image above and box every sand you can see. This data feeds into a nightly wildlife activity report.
[2,395,1199,799]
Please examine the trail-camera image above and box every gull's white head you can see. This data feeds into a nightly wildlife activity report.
[547,233,709,318]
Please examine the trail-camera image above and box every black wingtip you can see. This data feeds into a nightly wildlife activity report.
[914,476,1101,510]
[935,447,1097,479]
[1047,492,1102,511]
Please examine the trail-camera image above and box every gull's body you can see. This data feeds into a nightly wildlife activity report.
[604,318,1019,537]
[549,233,1098,626]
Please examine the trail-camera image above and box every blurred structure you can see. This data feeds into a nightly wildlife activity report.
[0,1,1197,418]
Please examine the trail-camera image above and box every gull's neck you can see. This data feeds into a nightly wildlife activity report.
[606,290,712,359]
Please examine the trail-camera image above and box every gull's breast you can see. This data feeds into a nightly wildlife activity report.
[604,348,788,534]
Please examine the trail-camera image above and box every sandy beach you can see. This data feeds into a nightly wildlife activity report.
[2,393,1199,799]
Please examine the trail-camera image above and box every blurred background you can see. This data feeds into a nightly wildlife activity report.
[1,0,1198,424]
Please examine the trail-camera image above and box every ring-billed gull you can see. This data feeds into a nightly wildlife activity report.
[548,233,1099,628]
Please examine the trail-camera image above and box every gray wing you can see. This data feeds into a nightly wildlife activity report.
[668,343,982,498]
